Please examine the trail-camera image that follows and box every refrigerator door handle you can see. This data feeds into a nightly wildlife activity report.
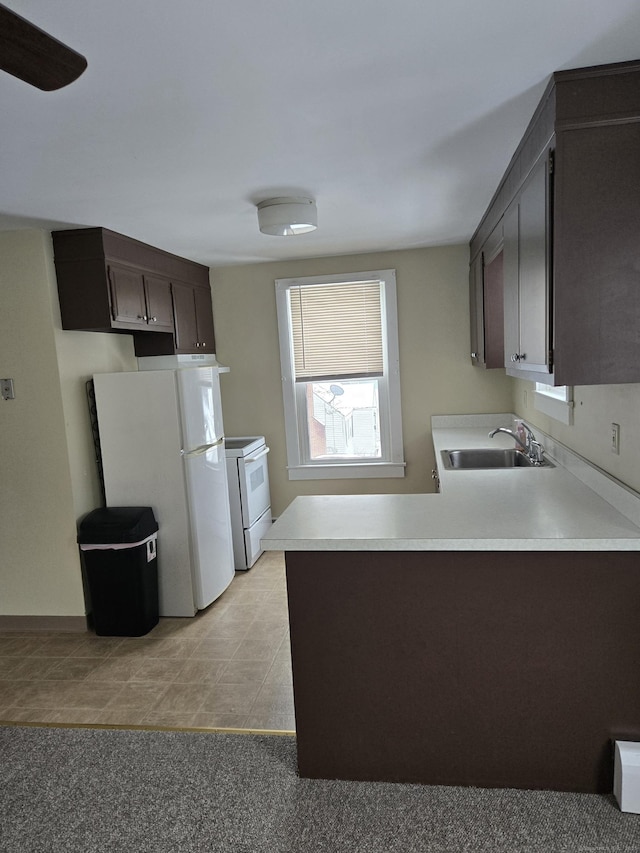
[245,446,270,463]
[182,437,225,457]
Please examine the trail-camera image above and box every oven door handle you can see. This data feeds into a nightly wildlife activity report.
[245,446,270,463]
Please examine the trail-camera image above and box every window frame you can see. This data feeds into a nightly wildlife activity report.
[275,269,405,480]
[534,382,574,425]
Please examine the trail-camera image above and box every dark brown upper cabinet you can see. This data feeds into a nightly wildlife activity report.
[52,227,215,357]
[172,281,216,354]
[502,150,552,379]
[469,221,504,369]
[470,58,640,386]
[107,264,174,332]
[140,274,175,332]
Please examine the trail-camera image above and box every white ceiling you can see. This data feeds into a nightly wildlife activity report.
[2,0,640,267]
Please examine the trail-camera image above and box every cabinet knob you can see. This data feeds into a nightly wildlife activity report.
[195,342,200,348]
[201,342,206,348]
[150,316,157,323]
[471,352,478,359]
[511,353,527,362]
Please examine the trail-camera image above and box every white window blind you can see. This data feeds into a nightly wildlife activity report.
[289,280,383,382]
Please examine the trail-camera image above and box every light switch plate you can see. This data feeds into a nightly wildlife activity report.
[611,422,620,454]
[1,378,15,400]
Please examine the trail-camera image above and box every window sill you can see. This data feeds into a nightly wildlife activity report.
[533,391,574,425]
[287,462,406,481]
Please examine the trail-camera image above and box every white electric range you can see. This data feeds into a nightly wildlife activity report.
[225,436,272,570]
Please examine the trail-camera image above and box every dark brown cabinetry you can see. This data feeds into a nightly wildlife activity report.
[470,58,640,386]
[107,265,174,331]
[286,549,640,792]
[53,227,215,356]
[469,222,504,368]
[502,151,552,378]
[554,120,640,385]
[172,281,216,353]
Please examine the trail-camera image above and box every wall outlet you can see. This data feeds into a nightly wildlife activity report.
[611,422,620,454]
[1,378,15,400]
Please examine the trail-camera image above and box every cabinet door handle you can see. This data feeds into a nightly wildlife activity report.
[138,315,148,321]
[150,316,157,322]
[511,353,527,362]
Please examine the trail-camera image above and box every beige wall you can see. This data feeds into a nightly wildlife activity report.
[211,245,514,516]
[0,231,84,616]
[0,230,137,618]
[4,229,637,618]
[512,379,640,493]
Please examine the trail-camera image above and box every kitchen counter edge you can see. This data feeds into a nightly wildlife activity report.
[261,413,640,552]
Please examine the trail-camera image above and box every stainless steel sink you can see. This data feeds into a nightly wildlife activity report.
[441,448,553,470]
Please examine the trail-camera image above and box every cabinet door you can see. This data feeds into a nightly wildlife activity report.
[518,155,550,372]
[469,254,483,365]
[108,264,147,326]
[503,202,520,368]
[143,275,174,331]
[172,282,199,352]
[172,281,216,354]
[483,248,504,369]
[554,122,640,385]
[503,153,552,378]
[193,286,216,352]
[470,222,504,369]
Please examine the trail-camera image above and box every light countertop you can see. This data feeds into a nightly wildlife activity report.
[261,413,640,552]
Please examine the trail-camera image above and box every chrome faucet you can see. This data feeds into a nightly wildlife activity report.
[488,425,545,465]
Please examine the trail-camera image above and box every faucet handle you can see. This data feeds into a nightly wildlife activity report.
[529,440,544,463]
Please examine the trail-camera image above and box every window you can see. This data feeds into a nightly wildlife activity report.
[275,269,405,480]
[534,382,574,425]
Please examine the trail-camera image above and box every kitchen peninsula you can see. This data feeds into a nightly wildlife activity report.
[261,414,640,793]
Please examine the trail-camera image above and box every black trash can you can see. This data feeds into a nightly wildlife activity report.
[78,507,159,637]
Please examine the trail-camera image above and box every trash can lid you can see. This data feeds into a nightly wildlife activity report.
[77,507,158,544]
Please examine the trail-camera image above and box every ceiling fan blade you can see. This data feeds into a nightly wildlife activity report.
[0,3,87,91]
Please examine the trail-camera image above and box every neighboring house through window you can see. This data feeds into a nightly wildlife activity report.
[275,269,405,480]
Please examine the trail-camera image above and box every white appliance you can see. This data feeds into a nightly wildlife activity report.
[225,437,272,570]
[92,367,235,617]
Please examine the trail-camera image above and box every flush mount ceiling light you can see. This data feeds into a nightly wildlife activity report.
[257,197,317,236]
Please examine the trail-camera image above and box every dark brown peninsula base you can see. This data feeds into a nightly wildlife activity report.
[284,550,640,793]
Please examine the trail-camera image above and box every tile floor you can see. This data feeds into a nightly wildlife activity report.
[0,551,295,731]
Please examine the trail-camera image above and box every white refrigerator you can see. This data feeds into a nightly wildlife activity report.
[92,367,235,617]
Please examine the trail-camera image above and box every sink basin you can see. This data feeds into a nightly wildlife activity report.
[441,448,553,470]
